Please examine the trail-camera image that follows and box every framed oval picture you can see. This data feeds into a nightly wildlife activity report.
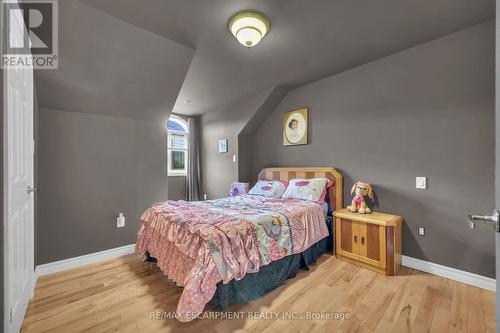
[283,108,308,146]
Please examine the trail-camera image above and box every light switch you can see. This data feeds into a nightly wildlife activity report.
[418,227,425,236]
[232,155,237,162]
[416,177,427,189]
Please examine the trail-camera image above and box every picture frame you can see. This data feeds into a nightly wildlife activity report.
[218,138,228,153]
[283,108,308,146]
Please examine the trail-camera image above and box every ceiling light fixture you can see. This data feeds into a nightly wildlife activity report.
[228,10,270,48]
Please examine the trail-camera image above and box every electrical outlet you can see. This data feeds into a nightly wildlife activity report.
[117,213,125,228]
[418,227,425,236]
[416,177,427,189]
[203,194,207,200]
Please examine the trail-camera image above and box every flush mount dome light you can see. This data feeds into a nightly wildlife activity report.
[228,11,270,48]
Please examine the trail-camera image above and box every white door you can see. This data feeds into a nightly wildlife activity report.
[3,7,35,333]
[496,2,500,332]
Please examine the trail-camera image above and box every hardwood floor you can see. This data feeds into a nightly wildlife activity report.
[21,254,495,333]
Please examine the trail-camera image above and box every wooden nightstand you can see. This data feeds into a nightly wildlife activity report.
[334,208,402,276]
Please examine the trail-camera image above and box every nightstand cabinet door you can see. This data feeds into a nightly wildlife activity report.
[338,219,359,259]
[356,223,386,269]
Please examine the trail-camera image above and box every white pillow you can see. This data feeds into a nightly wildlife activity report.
[282,178,329,202]
[248,180,287,198]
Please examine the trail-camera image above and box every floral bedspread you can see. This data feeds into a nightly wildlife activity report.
[136,195,328,321]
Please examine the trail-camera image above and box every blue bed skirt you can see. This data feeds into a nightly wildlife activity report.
[145,216,334,309]
[208,216,334,309]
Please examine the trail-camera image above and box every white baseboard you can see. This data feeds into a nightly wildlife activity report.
[402,255,496,292]
[36,244,136,277]
[33,246,495,292]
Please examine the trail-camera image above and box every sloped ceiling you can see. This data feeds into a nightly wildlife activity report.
[35,0,194,121]
[37,1,494,120]
[80,0,494,116]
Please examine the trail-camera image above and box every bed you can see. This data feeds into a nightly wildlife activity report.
[136,167,343,322]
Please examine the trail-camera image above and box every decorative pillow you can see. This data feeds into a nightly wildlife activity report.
[282,178,330,202]
[229,182,249,197]
[248,180,287,198]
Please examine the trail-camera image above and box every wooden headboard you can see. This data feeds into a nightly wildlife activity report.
[257,167,343,212]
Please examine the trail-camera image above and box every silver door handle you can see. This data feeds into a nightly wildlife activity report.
[27,186,37,194]
[467,209,499,232]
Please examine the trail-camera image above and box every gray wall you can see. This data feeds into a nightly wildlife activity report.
[167,176,186,200]
[200,88,275,199]
[249,21,495,277]
[37,108,167,264]
[200,86,288,199]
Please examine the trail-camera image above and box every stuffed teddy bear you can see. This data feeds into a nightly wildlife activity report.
[347,181,375,214]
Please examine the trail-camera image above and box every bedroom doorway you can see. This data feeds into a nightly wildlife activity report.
[3,6,36,333]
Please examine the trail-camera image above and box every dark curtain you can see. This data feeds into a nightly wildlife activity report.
[186,117,200,201]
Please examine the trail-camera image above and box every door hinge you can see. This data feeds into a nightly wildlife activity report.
[9,308,12,323]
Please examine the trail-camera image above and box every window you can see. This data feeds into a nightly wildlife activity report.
[167,115,188,176]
